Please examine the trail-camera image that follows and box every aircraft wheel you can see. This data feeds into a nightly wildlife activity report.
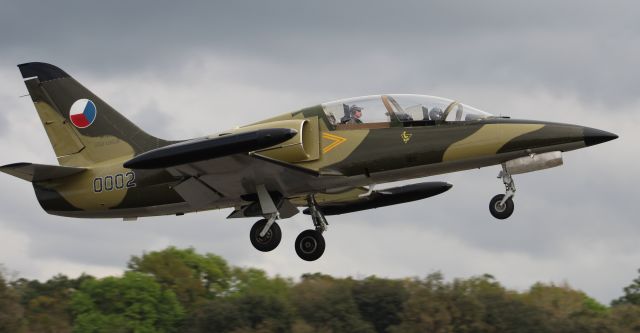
[295,229,325,261]
[489,194,514,220]
[250,219,281,252]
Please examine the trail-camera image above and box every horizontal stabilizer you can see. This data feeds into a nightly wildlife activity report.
[123,128,298,169]
[0,162,86,182]
[304,182,453,215]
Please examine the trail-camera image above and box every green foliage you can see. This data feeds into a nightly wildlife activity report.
[389,273,558,333]
[0,269,25,333]
[189,297,245,333]
[229,267,292,298]
[352,276,408,333]
[610,304,640,332]
[190,268,294,332]
[71,271,184,333]
[127,247,230,310]
[613,268,640,306]
[3,249,640,332]
[10,273,94,333]
[292,274,374,333]
[520,283,616,333]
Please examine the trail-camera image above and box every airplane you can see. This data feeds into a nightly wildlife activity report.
[1,62,618,261]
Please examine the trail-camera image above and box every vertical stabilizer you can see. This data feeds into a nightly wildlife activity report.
[18,62,170,167]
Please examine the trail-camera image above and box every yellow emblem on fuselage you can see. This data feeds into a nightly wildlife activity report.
[322,132,347,153]
[401,130,412,144]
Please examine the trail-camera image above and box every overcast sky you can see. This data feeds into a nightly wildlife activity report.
[0,1,637,303]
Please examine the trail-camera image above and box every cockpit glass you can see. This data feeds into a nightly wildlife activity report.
[322,95,393,125]
[386,94,453,122]
[387,95,494,122]
[321,94,493,126]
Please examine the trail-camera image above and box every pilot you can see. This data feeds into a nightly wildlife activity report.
[347,105,363,124]
[429,107,444,121]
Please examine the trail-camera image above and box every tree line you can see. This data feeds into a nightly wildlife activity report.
[1,247,640,333]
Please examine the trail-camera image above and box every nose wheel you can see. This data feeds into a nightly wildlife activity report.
[490,164,516,220]
[489,194,514,219]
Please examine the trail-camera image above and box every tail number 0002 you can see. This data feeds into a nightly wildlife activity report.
[93,172,136,193]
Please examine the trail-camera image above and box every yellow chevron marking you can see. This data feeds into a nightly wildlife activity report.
[322,132,347,154]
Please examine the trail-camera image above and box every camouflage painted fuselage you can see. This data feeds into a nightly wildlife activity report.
[4,63,615,219]
[37,108,597,218]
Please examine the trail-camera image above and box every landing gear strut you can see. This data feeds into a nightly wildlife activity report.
[489,163,515,220]
[294,195,327,261]
[250,185,282,252]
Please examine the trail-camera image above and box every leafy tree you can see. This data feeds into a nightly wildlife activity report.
[189,298,244,333]
[71,271,184,333]
[292,274,374,333]
[10,273,94,333]
[5,250,640,332]
[127,247,230,309]
[522,282,613,333]
[230,268,294,332]
[610,304,640,332]
[524,282,604,318]
[390,273,555,333]
[229,268,291,297]
[388,272,457,333]
[190,268,294,333]
[466,276,551,333]
[352,276,407,333]
[0,268,25,332]
[613,269,640,306]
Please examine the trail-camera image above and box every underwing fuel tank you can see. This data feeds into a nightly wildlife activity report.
[303,182,453,216]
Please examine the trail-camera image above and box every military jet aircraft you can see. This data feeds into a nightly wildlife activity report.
[1,62,617,261]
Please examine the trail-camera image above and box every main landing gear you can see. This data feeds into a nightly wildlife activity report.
[249,184,282,252]
[250,216,281,252]
[294,195,328,261]
[248,185,328,261]
[489,163,515,220]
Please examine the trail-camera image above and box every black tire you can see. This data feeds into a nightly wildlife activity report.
[295,229,325,261]
[250,219,281,252]
[489,194,514,220]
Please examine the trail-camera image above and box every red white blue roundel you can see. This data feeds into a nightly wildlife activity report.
[69,99,97,128]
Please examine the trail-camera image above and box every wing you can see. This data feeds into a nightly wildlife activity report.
[123,127,330,214]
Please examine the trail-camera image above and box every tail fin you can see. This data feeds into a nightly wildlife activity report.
[18,62,170,167]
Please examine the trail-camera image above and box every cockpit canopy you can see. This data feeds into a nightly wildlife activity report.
[321,94,494,126]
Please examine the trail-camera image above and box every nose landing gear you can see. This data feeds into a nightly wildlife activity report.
[490,163,516,220]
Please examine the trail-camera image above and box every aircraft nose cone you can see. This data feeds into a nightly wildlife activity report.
[583,127,618,147]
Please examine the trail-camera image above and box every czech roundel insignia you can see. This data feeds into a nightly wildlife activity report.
[69,99,97,128]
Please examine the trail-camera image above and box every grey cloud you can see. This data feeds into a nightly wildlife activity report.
[1,1,639,104]
[0,110,6,136]
[131,102,173,138]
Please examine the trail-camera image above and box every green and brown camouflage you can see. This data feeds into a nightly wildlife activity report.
[1,63,617,220]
